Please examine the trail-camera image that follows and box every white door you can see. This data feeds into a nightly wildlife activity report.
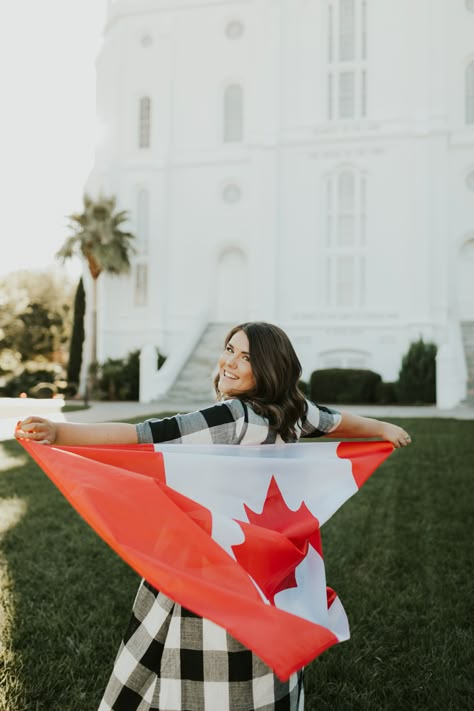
[215,248,248,323]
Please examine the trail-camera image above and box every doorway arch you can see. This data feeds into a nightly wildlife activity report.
[214,247,248,322]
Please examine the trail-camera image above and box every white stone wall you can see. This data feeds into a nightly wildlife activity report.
[86,0,474,402]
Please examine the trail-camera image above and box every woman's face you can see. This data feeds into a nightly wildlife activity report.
[217,329,256,397]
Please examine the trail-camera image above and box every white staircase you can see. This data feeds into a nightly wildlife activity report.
[461,321,474,402]
[165,323,233,405]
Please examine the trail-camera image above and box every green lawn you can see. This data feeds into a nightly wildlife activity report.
[0,417,472,711]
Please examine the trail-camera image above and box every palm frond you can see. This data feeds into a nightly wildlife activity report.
[57,193,137,278]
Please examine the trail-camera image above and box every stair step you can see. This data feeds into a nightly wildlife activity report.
[165,323,233,403]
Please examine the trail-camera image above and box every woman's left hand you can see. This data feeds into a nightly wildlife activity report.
[380,423,412,448]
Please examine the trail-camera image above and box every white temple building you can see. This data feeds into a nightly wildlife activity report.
[84,0,474,406]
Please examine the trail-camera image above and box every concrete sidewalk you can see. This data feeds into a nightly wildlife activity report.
[48,398,474,423]
[63,399,474,423]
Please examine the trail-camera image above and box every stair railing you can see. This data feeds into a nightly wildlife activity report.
[139,313,209,403]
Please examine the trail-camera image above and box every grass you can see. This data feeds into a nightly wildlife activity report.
[0,417,472,710]
[61,404,90,413]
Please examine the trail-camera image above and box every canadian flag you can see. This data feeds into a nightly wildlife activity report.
[19,439,393,680]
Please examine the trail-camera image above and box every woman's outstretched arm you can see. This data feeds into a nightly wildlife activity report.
[325,410,412,448]
[14,417,138,446]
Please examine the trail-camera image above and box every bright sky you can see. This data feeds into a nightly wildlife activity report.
[0,0,108,281]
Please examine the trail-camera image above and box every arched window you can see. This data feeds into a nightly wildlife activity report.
[223,84,243,143]
[466,61,474,124]
[136,188,149,252]
[215,248,248,320]
[139,96,151,148]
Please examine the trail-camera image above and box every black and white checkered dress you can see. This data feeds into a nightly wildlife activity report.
[98,398,341,711]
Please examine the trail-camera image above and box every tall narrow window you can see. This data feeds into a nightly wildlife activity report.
[359,255,366,304]
[327,74,334,120]
[467,61,474,124]
[136,189,149,253]
[325,168,367,308]
[339,71,355,118]
[139,97,151,148]
[327,180,334,246]
[338,171,355,245]
[134,264,148,306]
[360,176,367,245]
[328,5,334,63]
[339,0,355,61]
[224,84,243,142]
[361,70,367,117]
[336,255,355,307]
[361,1,367,59]
[326,0,368,121]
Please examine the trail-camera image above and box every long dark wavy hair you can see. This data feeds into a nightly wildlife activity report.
[214,322,307,441]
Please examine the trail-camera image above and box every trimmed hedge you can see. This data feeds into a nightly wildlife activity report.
[375,380,398,405]
[310,368,382,404]
[308,339,437,405]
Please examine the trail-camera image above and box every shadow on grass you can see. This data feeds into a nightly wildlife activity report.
[0,438,138,711]
[0,418,473,710]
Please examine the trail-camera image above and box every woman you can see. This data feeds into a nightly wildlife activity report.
[16,322,411,711]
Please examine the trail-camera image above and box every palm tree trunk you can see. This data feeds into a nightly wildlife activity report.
[91,276,98,365]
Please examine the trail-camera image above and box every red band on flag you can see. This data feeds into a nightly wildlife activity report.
[336,440,393,488]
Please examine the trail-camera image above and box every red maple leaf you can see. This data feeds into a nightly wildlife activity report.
[232,476,322,605]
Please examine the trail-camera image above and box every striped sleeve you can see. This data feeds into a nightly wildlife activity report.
[300,399,342,438]
[136,399,247,445]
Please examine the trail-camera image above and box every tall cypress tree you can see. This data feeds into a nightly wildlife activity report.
[67,277,86,393]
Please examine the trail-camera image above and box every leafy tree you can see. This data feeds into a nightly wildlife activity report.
[396,338,437,404]
[56,194,136,367]
[0,270,73,365]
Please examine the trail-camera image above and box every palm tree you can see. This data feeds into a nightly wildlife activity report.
[57,193,136,389]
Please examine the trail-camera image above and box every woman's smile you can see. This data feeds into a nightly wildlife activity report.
[218,330,256,396]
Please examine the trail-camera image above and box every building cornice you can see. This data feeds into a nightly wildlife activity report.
[106,0,253,30]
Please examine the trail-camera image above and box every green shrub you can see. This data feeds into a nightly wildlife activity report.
[96,348,167,401]
[0,366,60,397]
[396,338,437,404]
[97,351,139,401]
[310,368,382,404]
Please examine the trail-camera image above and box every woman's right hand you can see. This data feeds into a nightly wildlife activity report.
[15,417,57,445]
